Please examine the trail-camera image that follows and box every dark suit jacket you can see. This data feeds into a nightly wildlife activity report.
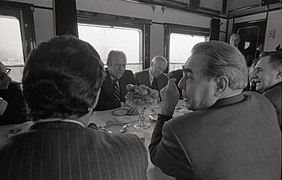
[149,92,281,180]
[134,69,168,92]
[264,82,282,129]
[0,81,27,126]
[95,70,136,111]
[0,121,148,180]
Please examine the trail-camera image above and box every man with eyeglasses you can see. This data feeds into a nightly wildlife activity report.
[135,55,168,93]
[0,61,26,126]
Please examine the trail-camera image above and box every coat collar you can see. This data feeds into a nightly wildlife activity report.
[211,93,246,109]
[264,82,282,93]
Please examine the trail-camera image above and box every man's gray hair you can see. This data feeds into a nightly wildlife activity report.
[230,33,240,39]
[191,41,248,89]
[106,50,126,66]
[151,55,168,66]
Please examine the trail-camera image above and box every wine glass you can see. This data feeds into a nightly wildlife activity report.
[125,84,159,129]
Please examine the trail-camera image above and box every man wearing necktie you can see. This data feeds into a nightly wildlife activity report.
[135,55,169,93]
[113,78,121,101]
[95,50,138,115]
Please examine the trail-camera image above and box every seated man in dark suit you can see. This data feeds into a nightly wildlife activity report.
[134,55,168,93]
[0,61,26,126]
[254,51,282,129]
[94,50,138,114]
[0,35,148,180]
[149,41,281,180]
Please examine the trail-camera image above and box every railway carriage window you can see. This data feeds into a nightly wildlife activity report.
[77,11,151,73]
[78,24,141,73]
[0,2,35,82]
[164,24,209,72]
[169,33,206,71]
[0,15,24,66]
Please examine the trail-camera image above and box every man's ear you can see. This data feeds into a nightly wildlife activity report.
[214,76,228,97]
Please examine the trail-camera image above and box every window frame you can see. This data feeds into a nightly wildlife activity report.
[164,23,210,72]
[0,1,36,66]
[77,11,151,70]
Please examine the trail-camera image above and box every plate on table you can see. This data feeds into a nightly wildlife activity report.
[113,109,128,116]
[104,124,125,134]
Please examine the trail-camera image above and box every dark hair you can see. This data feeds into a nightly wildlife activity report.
[259,51,282,71]
[22,35,105,120]
[251,58,259,68]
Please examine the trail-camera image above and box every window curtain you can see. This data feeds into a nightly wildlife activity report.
[209,18,220,41]
[54,0,78,37]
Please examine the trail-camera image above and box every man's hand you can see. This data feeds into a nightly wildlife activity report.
[127,107,139,116]
[120,102,127,107]
[160,78,180,116]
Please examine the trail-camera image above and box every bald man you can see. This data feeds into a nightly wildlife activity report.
[134,55,168,93]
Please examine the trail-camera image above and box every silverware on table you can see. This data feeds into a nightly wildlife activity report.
[120,124,131,133]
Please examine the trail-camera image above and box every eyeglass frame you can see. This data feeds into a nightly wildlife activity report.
[0,68,11,80]
[5,68,11,75]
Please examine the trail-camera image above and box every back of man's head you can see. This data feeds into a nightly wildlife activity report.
[192,41,248,90]
[22,35,105,120]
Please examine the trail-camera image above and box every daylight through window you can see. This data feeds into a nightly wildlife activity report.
[169,33,206,71]
[0,15,24,66]
[78,24,142,73]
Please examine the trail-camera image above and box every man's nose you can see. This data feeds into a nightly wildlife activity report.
[6,75,12,82]
[118,65,125,70]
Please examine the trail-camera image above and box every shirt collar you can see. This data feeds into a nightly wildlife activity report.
[30,118,86,130]
[148,68,154,84]
[107,70,118,81]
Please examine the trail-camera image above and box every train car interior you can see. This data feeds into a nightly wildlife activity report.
[0,0,281,82]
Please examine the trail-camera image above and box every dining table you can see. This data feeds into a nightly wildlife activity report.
[0,100,190,180]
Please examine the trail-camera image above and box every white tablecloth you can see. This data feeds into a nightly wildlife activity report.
[0,101,189,180]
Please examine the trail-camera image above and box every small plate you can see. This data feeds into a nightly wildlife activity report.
[113,109,128,116]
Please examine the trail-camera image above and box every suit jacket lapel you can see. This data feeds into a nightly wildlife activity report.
[119,72,126,101]
[104,70,115,99]
[145,69,152,88]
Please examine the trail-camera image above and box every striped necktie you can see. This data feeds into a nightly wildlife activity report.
[113,79,121,101]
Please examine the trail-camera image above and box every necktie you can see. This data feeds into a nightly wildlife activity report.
[113,79,121,101]
[152,77,158,90]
